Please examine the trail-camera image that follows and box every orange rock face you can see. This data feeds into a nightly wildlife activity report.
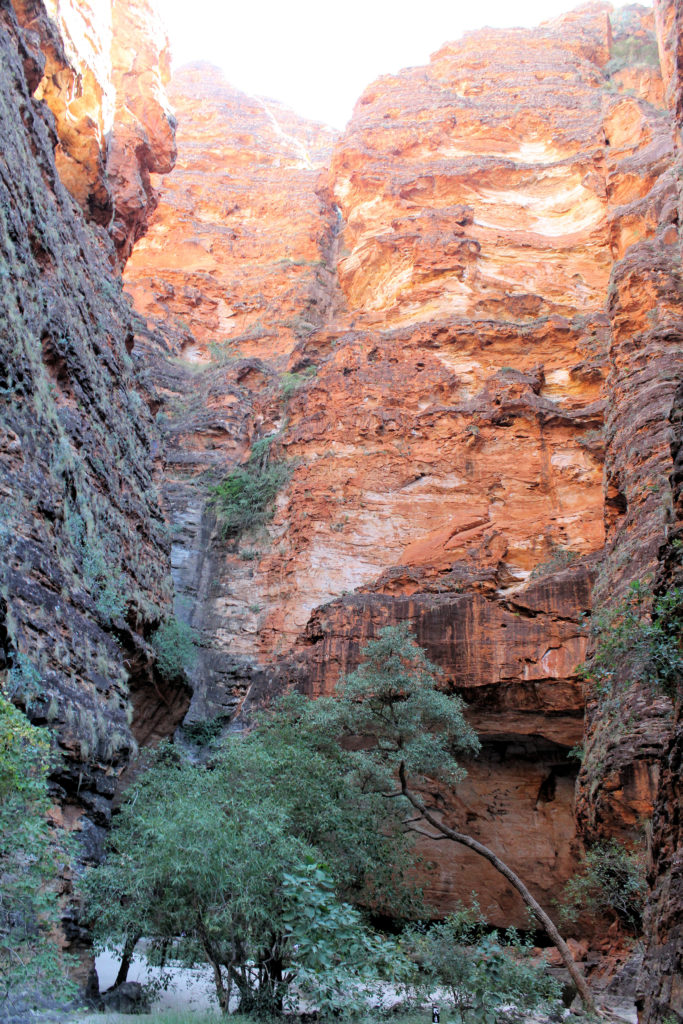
[123,3,682,930]
[11,0,176,259]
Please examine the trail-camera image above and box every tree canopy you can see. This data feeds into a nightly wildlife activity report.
[82,623,580,1015]
[81,699,416,1016]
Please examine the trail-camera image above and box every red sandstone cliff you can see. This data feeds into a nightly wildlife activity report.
[121,2,681,934]
[11,0,176,260]
[3,0,682,1015]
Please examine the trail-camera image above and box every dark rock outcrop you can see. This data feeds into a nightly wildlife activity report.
[0,0,179,970]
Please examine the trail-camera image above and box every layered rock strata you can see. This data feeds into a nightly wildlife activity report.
[10,0,176,259]
[635,3,683,1020]
[123,64,338,725]
[3,0,681,1006]
[0,0,177,964]
[120,3,676,925]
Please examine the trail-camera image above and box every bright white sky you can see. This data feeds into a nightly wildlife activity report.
[160,0,651,130]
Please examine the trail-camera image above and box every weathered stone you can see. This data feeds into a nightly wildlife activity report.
[120,8,664,924]
[101,981,150,1014]
[0,0,178,973]
[10,0,176,259]
[2,0,683,1009]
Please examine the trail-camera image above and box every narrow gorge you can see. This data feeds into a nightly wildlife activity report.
[0,0,681,1019]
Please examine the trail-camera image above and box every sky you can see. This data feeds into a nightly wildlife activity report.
[160,0,651,130]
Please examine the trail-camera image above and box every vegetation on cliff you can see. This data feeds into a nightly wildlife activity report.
[584,581,683,701]
[211,438,292,540]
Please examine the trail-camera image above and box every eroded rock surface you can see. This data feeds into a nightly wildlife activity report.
[120,5,675,924]
[0,0,179,969]
[634,4,683,1020]
[3,0,683,1006]
[11,0,176,259]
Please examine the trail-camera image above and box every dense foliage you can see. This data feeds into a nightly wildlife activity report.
[409,904,560,1024]
[558,840,647,934]
[81,699,416,1017]
[83,625,567,1018]
[0,691,72,1000]
[210,438,291,539]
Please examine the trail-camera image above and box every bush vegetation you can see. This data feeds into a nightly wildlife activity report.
[279,366,316,401]
[584,580,683,700]
[81,703,415,1017]
[0,691,74,999]
[409,903,560,1024]
[529,545,578,579]
[82,627,572,1018]
[210,438,291,539]
[558,840,646,934]
[605,36,661,77]
[150,616,197,682]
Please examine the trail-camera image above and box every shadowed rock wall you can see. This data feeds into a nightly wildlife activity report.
[634,3,683,1020]
[0,0,178,966]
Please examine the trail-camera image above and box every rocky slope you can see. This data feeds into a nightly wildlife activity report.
[121,0,683,938]
[0,0,177,969]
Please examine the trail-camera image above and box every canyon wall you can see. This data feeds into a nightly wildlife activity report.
[11,0,176,259]
[636,1,683,1018]
[1,0,682,1017]
[0,0,177,965]
[122,0,682,943]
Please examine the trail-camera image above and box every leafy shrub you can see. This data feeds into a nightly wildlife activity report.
[409,903,561,1024]
[585,581,683,699]
[280,366,316,401]
[211,440,291,539]
[0,692,74,997]
[558,840,646,933]
[150,617,197,681]
[181,717,224,746]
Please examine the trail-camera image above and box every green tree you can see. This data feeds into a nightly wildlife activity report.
[81,722,414,1017]
[301,623,596,1011]
[0,690,73,1000]
[409,903,560,1024]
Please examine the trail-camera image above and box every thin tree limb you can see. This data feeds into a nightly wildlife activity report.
[398,761,597,1013]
